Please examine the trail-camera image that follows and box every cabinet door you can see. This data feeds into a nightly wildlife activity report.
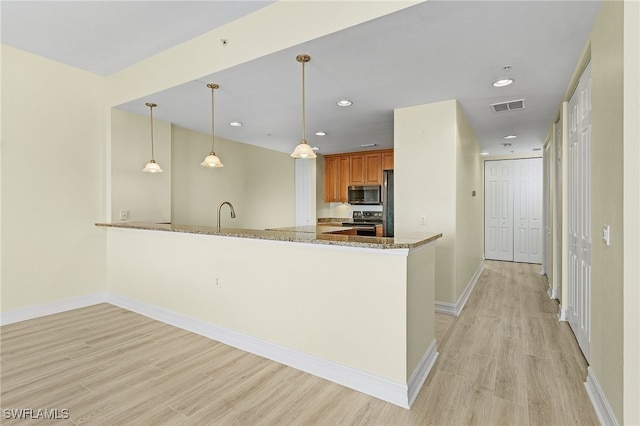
[350,155,365,185]
[323,156,339,202]
[338,156,350,202]
[382,150,394,170]
[364,153,382,184]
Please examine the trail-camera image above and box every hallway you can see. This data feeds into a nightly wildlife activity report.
[424,260,599,425]
[0,261,600,425]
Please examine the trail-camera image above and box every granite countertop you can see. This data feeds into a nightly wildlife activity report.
[95,222,442,250]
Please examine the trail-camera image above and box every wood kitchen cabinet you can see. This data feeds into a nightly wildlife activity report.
[364,153,382,184]
[324,149,393,202]
[350,154,365,185]
[323,154,350,202]
[382,150,394,171]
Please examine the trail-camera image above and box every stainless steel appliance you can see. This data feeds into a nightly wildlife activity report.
[382,170,394,237]
[341,211,382,236]
[347,185,381,205]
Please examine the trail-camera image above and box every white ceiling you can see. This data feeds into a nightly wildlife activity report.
[1,1,602,156]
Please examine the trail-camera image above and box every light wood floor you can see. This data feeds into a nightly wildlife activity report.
[0,261,599,425]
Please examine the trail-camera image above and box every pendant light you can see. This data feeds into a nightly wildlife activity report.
[201,83,224,168]
[291,54,317,159]
[142,102,163,173]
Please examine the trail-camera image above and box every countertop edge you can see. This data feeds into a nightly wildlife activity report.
[95,222,442,250]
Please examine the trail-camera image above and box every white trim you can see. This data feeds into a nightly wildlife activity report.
[585,367,619,426]
[106,293,419,408]
[435,261,484,316]
[558,306,568,321]
[407,339,438,407]
[2,291,437,408]
[548,286,558,300]
[0,292,108,326]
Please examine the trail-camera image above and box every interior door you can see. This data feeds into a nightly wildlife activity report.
[544,143,553,283]
[568,62,591,360]
[485,160,513,261]
[555,118,563,301]
[513,158,543,263]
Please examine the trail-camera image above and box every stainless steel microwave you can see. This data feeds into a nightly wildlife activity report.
[348,185,381,205]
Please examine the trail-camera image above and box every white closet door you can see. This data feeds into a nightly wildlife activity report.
[555,118,563,300]
[513,159,542,263]
[544,143,553,282]
[485,160,513,261]
[513,160,530,262]
[568,62,592,361]
[528,158,543,263]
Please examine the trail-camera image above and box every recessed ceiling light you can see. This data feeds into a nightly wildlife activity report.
[503,143,512,147]
[315,131,327,136]
[480,152,490,156]
[229,121,242,127]
[312,146,320,151]
[337,100,353,107]
[504,135,517,139]
[492,78,514,87]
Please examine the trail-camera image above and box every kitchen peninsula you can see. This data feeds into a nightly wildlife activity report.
[97,222,442,408]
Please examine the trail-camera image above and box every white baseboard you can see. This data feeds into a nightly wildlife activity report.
[585,367,619,426]
[2,292,437,408]
[547,286,558,300]
[435,262,484,316]
[558,306,568,321]
[0,292,108,326]
[106,293,422,408]
[407,339,438,407]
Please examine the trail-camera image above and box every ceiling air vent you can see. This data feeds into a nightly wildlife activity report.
[491,99,526,113]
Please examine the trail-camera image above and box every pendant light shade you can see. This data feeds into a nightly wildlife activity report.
[201,83,224,168]
[142,102,163,173]
[291,54,317,159]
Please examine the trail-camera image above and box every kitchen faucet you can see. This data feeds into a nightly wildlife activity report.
[217,201,236,230]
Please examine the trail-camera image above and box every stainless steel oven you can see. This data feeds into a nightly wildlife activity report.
[342,211,382,236]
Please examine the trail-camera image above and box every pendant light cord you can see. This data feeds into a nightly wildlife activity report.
[211,86,215,153]
[301,59,306,142]
[149,104,155,161]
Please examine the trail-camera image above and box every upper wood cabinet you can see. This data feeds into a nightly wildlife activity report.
[323,154,351,202]
[350,154,365,185]
[323,149,393,202]
[364,153,382,184]
[382,150,394,171]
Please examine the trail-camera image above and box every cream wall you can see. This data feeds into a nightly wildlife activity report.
[106,227,423,383]
[395,100,457,303]
[171,125,294,229]
[111,109,171,223]
[623,1,640,423]
[587,2,625,419]
[394,100,483,304]
[1,46,106,311]
[454,104,484,300]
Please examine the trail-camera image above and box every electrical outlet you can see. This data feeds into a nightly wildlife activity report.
[119,210,129,221]
[215,277,221,288]
[419,216,426,225]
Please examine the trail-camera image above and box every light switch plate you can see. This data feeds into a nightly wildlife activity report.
[119,210,129,221]
[602,224,610,246]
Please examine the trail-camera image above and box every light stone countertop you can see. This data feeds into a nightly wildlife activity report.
[96,222,442,250]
